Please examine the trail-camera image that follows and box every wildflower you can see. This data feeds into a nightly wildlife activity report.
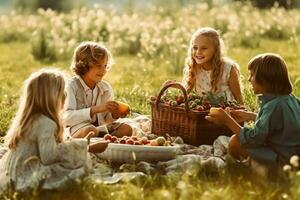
[290,155,299,168]
[283,164,292,172]
[160,190,171,198]
[282,193,288,199]
[177,180,186,190]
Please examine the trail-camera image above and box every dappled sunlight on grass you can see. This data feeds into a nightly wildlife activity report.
[0,3,300,198]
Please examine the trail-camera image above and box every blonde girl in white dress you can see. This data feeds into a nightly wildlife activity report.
[182,27,243,104]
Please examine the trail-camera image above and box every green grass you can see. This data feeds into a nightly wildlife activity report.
[0,40,300,199]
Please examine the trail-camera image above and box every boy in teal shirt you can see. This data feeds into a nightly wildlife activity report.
[206,53,300,167]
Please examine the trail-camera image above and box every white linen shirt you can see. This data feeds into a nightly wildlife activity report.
[63,76,116,135]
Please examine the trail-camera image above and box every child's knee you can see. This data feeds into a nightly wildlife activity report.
[117,124,132,137]
[228,135,240,158]
[83,125,97,134]
[228,135,248,160]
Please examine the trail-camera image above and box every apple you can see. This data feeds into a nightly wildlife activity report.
[150,140,158,146]
[139,137,149,145]
[104,134,112,141]
[126,139,134,145]
[110,136,118,143]
[156,136,166,146]
[119,139,126,144]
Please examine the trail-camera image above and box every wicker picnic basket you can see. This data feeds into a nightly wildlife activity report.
[150,82,232,146]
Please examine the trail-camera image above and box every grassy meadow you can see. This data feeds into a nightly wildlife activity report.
[0,2,300,199]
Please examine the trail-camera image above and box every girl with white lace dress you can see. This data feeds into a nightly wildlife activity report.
[182,27,243,104]
[0,68,107,192]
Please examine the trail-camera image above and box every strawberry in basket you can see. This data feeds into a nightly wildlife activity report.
[150,91,244,112]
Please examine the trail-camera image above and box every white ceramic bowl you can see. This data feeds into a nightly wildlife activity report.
[96,142,179,163]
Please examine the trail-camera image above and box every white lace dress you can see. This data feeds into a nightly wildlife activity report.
[194,61,239,101]
[0,115,92,192]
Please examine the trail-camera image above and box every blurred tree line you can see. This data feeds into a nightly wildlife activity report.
[234,0,300,8]
[12,0,300,12]
[12,0,85,12]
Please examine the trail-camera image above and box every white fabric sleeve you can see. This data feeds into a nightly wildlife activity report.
[37,119,60,165]
[37,118,88,168]
[63,84,92,127]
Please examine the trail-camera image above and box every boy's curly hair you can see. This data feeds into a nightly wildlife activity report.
[71,41,114,76]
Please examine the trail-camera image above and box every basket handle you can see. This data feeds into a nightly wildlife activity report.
[156,82,189,111]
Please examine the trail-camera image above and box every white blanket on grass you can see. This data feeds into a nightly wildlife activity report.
[0,114,230,187]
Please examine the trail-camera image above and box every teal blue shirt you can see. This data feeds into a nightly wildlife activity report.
[240,94,300,165]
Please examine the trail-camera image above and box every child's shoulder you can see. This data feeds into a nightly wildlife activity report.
[97,80,113,91]
[35,115,57,129]
[223,58,239,69]
[65,76,80,90]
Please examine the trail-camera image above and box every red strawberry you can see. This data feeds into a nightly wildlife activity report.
[176,95,184,104]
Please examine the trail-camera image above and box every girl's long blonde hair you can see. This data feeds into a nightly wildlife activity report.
[183,27,227,93]
[5,68,66,149]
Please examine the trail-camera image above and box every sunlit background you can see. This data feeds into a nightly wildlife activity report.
[0,1,300,199]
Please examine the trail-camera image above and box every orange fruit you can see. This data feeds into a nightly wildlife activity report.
[117,101,130,115]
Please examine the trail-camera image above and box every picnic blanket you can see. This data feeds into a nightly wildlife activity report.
[0,114,231,188]
[88,114,230,184]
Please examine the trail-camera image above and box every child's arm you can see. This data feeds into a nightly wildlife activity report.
[229,109,257,123]
[206,107,272,147]
[101,83,128,122]
[37,117,89,166]
[205,108,242,135]
[228,65,243,105]
[90,101,119,118]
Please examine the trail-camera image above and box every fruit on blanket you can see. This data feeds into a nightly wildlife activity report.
[134,141,142,145]
[103,134,173,146]
[126,139,134,145]
[119,139,126,144]
[150,140,158,146]
[140,137,149,145]
[111,136,118,143]
[156,136,166,146]
[117,101,130,115]
[104,134,112,141]
[131,135,138,141]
